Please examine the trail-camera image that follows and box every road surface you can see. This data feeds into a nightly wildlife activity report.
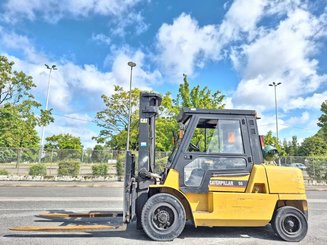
[0,186,326,244]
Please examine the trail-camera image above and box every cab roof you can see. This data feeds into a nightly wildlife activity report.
[177,108,257,123]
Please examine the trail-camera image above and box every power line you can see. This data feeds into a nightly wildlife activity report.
[52,113,97,124]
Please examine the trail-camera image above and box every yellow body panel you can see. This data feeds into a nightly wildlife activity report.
[149,164,307,228]
[246,165,269,193]
[208,175,249,192]
[265,165,306,194]
[193,192,278,227]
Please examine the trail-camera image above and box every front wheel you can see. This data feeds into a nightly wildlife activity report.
[272,206,308,242]
[141,193,186,241]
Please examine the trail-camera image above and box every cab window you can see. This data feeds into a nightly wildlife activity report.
[184,157,246,186]
[188,119,244,154]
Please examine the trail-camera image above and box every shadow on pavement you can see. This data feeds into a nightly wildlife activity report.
[4,209,280,242]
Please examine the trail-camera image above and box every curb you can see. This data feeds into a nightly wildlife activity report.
[0,181,124,188]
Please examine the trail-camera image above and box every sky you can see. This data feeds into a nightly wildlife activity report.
[0,0,326,148]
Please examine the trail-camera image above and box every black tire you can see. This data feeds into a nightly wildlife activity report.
[141,193,186,241]
[271,216,277,235]
[272,206,308,242]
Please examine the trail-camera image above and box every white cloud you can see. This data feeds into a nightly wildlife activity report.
[1,28,162,111]
[285,111,310,125]
[285,91,327,110]
[156,13,220,79]
[91,33,111,45]
[230,3,327,112]
[218,0,269,43]
[37,113,98,148]
[0,29,48,63]
[0,28,162,146]
[223,97,234,109]
[109,11,149,37]
[2,0,141,23]
[257,114,287,135]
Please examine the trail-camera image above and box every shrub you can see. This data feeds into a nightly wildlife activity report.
[0,169,9,175]
[29,163,47,176]
[58,160,80,176]
[92,163,108,176]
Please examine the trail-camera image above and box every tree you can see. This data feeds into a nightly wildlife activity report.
[299,130,327,156]
[318,100,327,139]
[45,134,83,160]
[0,55,53,154]
[283,136,299,156]
[94,86,140,148]
[94,75,226,151]
[0,56,35,106]
[175,74,225,109]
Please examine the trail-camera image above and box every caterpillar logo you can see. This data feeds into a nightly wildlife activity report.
[209,179,247,187]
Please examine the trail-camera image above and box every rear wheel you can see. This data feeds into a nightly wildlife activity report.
[141,193,186,241]
[272,206,308,242]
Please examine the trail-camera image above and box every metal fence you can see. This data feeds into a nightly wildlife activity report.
[0,147,170,164]
[0,147,326,181]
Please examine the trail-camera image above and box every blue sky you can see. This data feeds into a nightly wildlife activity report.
[0,0,326,148]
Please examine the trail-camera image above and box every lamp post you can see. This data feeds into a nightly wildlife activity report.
[126,61,136,151]
[39,64,57,162]
[268,82,282,141]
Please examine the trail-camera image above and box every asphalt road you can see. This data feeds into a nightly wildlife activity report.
[0,187,326,245]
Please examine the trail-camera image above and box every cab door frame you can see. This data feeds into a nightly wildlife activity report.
[171,113,254,194]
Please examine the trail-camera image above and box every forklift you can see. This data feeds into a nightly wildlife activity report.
[11,92,308,242]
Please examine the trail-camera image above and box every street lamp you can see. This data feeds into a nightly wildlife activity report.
[269,82,282,141]
[39,64,57,162]
[126,61,136,151]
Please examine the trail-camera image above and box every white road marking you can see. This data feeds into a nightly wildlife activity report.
[308,199,327,203]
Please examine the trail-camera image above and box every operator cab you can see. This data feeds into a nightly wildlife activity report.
[167,108,263,193]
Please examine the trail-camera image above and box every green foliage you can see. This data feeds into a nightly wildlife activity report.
[283,136,299,156]
[0,148,17,163]
[29,163,47,176]
[0,56,53,150]
[94,86,140,148]
[45,134,83,160]
[156,117,179,152]
[95,75,225,152]
[116,153,125,180]
[305,157,327,181]
[58,160,80,176]
[318,100,327,139]
[0,169,9,175]
[299,130,327,156]
[0,56,35,105]
[92,163,108,176]
[264,131,285,156]
[91,145,104,162]
[175,74,225,109]
[155,156,168,173]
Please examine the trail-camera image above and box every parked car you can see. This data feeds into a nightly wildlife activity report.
[288,163,307,170]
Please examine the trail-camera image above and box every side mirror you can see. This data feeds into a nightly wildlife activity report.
[263,145,279,161]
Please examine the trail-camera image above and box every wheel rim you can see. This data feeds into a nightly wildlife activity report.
[281,214,302,236]
[149,203,177,232]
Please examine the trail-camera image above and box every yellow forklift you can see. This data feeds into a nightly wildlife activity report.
[11,92,308,242]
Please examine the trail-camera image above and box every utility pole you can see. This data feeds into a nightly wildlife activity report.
[126,61,136,151]
[269,82,282,141]
[39,64,57,162]
[269,82,282,166]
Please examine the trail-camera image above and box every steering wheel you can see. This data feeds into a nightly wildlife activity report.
[189,143,200,152]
